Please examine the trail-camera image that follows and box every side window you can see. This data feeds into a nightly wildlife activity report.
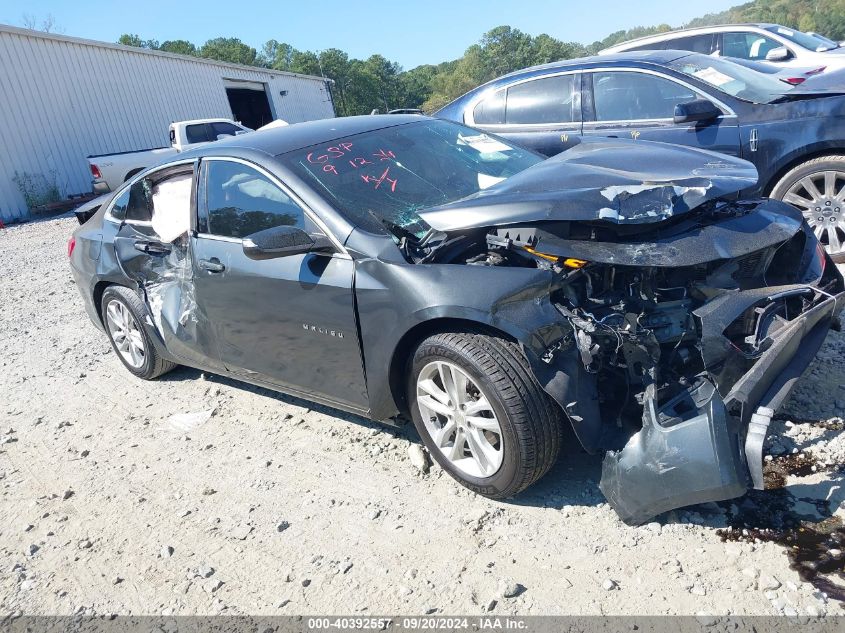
[202,161,306,239]
[108,187,131,221]
[592,71,697,121]
[722,32,782,60]
[121,170,193,242]
[185,124,212,144]
[125,178,153,222]
[150,173,193,242]
[669,34,715,54]
[472,90,506,125]
[625,41,667,52]
[505,74,576,124]
[210,121,241,138]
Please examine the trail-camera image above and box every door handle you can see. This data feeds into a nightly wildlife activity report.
[133,240,171,255]
[199,257,225,273]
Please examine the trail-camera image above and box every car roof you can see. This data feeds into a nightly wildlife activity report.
[180,114,425,159]
[470,50,693,87]
[173,118,239,127]
[603,23,780,51]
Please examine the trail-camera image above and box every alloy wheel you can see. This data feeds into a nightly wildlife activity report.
[416,361,504,478]
[105,299,146,369]
[783,170,845,256]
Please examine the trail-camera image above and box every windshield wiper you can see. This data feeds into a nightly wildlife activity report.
[368,211,420,243]
[771,90,845,103]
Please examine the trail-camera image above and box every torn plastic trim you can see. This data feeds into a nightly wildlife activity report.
[600,289,845,525]
[745,407,773,490]
[599,379,749,526]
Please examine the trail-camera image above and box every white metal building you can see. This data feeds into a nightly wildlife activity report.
[0,24,336,222]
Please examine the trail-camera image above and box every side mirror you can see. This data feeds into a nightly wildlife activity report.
[765,46,792,62]
[673,99,721,124]
[242,224,334,260]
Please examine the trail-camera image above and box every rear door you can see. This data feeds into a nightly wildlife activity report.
[465,71,582,157]
[581,68,741,156]
[111,161,221,368]
[191,157,368,410]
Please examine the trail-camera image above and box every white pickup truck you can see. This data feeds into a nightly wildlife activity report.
[88,118,251,193]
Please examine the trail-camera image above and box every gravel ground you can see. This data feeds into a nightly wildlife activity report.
[1,215,844,617]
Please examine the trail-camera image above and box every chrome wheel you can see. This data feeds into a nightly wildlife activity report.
[783,170,845,256]
[416,361,503,478]
[105,299,146,369]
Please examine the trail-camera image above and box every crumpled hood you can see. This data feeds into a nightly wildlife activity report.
[419,138,758,232]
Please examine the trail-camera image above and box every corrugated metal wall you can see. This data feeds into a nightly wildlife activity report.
[0,25,335,222]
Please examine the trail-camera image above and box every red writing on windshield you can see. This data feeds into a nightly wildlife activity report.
[304,144,400,191]
[373,148,396,161]
[361,166,397,192]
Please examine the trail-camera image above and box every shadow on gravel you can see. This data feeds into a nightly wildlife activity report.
[159,365,607,511]
[157,365,378,430]
[155,362,845,598]
[503,422,605,511]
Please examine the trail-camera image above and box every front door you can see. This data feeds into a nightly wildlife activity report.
[582,69,741,156]
[191,157,368,410]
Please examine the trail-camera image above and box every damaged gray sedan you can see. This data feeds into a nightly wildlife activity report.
[69,115,844,524]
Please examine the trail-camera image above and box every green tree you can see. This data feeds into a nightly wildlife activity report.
[112,0,845,116]
[118,33,159,49]
[289,50,321,76]
[199,37,257,65]
[258,40,298,70]
[159,40,197,56]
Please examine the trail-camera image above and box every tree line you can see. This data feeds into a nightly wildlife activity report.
[117,0,845,117]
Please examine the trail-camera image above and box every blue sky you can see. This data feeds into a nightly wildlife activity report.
[0,0,739,69]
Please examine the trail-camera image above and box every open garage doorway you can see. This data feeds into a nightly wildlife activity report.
[224,80,273,130]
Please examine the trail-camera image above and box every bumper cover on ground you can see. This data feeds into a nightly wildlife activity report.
[600,287,844,525]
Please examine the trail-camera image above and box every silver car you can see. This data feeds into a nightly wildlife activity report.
[602,23,845,74]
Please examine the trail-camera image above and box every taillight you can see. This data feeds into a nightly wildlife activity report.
[67,236,76,258]
[805,66,826,76]
[90,164,102,179]
[781,77,806,85]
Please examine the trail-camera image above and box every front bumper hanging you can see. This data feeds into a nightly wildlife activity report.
[600,286,844,525]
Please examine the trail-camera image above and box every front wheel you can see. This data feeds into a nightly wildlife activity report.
[770,156,845,262]
[407,331,562,499]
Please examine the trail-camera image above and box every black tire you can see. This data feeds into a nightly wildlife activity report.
[100,286,177,380]
[769,155,845,262]
[407,331,562,499]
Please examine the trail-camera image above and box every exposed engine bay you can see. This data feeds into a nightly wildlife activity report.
[413,198,845,524]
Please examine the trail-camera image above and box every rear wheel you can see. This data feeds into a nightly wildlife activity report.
[101,286,176,380]
[770,156,845,262]
[407,331,562,499]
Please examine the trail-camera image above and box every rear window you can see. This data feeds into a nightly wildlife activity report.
[185,124,212,144]
[210,122,243,138]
